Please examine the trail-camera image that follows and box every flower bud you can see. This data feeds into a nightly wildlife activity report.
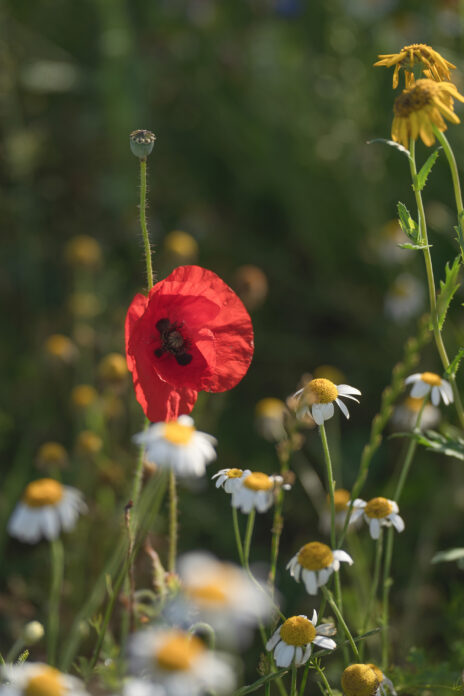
[130,129,156,159]
[76,430,103,456]
[44,334,78,364]
[36,442,69,471]
[22,621,45,646]
[98,353,128,384]
[71,385,98,409]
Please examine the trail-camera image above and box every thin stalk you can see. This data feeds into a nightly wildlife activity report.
[291,665,298,696]
[319,424,336,550]
[243,509,256,568]
[321,586,359,661]
[168,470,178,573]
[232,506,245,566]
[313,661,334,696]
[47,538,64,666]
[409,139,464,428]
[6,638,25,664]
[360,529,384,661]
[139,158,154,290]
[269,445,290,596]
[432,127,464,261]
[124,503,136,633]
[393,400,425,504]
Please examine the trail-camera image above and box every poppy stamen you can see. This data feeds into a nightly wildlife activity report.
[155,318,193,366]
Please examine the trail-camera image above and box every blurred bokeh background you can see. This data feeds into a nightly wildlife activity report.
[2,0,464,684]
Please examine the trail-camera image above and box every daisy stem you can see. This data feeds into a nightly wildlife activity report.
[409,139,464,429]
[47,537,64,666]
[232,506,245,566]
[360,528,383,661]
[269,445,290,596]
[381,404,424,669]
[139,157,154,290]
[291,664,298,696]
[168,469,178,573]
[131,428,148,511]
[312,661,334,696]
[244,508,256,568]
[321,586,359,661]
[318,424,336,552]
[432,127,464,263]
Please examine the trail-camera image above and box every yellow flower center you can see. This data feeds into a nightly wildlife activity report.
[155,632,205,671]
[280,616,316,646]
[404,396,425,413]
[163,422,195,446]
[304,378,338,404]
[164,230,199,258]
[226,468,243,479]
[421,371,442,386]
[24,667,64,696]
[341,664,380,696]
[23,479,64,507]
[243,472,273,491]
[297,542,334,570]
[187,582,228,606]
[394,79,439,117]
[366,664,384,683]
[37,443,68,466]
[364,497,393,519]
[255,398,286,418]
[332,489,350,512]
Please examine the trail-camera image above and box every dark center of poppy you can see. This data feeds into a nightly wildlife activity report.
[154,318,193,366]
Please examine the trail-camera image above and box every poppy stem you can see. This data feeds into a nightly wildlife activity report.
[168,470,178,573]
[139,158,154,290]
[47,538,64,666]
[408,139,464,428]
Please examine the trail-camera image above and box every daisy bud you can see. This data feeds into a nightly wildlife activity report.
[71,385,98,409]
[36,442,68,471]
[76,430,103,456]
[98,353,128,384]
[342,664,379,696]
[130,129,156,159]
[22,621,45,646]
[44,334,78,364]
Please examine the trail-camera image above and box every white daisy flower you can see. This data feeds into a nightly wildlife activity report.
[350,497,405,540]
[391,396,440,431]
[293,378,361,426]
[128,628,235,696]
[319,489,360,535]
[266,612,336,668]
[122,678,164,696]
[133,416,217,478]
[0,663,89,696]
[174,552,272,644]
[212,468,246,494]
[8,479,86,544]
[287,541,353,595]
[341,663,396,696]
[231,471,283,514]
[405,372,453,406]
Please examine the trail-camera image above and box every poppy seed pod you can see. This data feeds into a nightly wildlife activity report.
[130,129,156,159]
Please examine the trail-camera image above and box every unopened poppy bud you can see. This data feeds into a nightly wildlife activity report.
[130,129,156,159]
[21,621,44,646]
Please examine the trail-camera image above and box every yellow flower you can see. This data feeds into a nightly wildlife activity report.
[391,79,464,149]
[374,44,456,89]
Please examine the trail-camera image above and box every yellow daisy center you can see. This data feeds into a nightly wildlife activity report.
[255,398,286,418]
[243,472,273,491]
[155,632,205,671]
[163,422,195,446]
[187,581,228,606]
[332,489,350,512]
[394,80,439,117]
[297,542,334,571]
[421,371,442,386]
[404,396,425,413]
[341,664,379,696]
[366,664,384,683]
[226,468,243,479]
[304,378,338,404]
[37,443,68,466]
[364,497,393,519]
[23,479,64,507]
[24,667,64,696]
[280,616,316,646]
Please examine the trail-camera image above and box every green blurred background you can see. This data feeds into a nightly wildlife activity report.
[2,0,464,683]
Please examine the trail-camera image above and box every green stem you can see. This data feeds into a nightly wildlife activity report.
[392,401,425,504]
[6,638,25,664]
[232,506,245,566]
[47,538,64,666]
[291,665,298,696]
[168,470,178,573]
[319,424,336,550]
[189,622,216,650]
[139,158,154,290]
[409,139,464,428]
[244,509,256,569]
[321,586,359,661]
[313,661,334,696]
[432,127,464,261]
[269,447,290,596]
[360,528,383,661]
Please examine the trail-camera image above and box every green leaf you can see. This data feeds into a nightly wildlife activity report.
[415,148,440,191]
[432,547,464,564]
[397,202,420,244]
[234,669,288,696]
[446,347,464,378]
[406,429,464,460]
[437,256,461,330]
[397,242,432,250]
[367,138,411,157]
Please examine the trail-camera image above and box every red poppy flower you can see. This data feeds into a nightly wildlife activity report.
[125,265,254,422]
